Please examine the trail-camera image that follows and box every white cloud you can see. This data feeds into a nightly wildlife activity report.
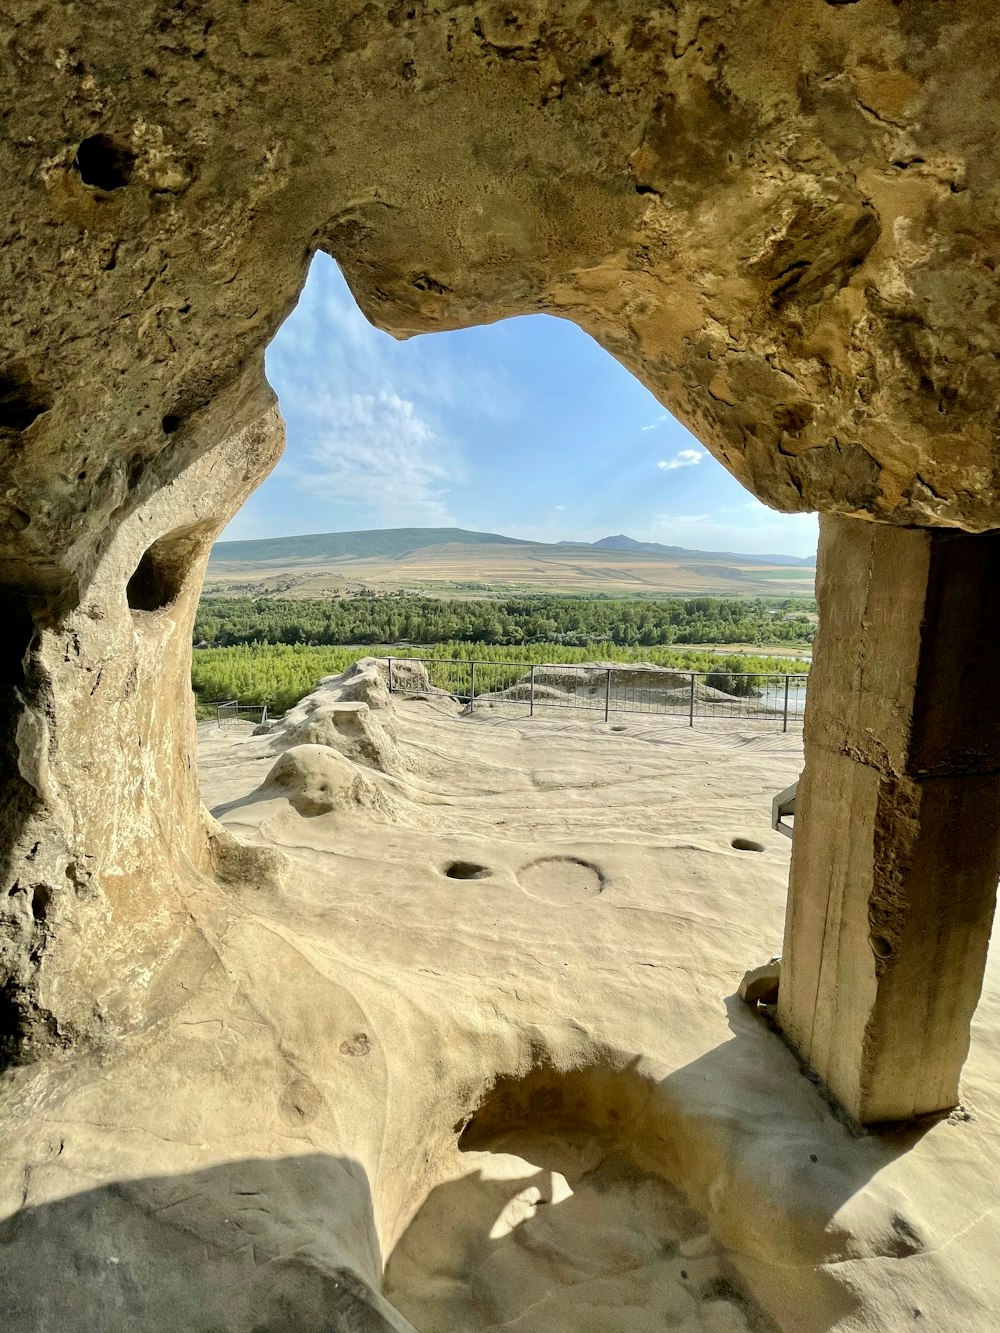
[641,413,669,431]
[288,387,460,524]
[657,449,705,471]
[266,255,478,525]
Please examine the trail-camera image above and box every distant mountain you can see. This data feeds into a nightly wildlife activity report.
[210,526,533,564]
[207,526,817,597]
[594,534,814,567]
[593,534,689,556]
[212,525,816,568]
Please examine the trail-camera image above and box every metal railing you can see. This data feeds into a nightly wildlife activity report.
[386,657,807,731]
[215,699,269,727]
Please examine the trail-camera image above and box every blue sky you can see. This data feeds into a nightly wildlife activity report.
[225,253,819,558]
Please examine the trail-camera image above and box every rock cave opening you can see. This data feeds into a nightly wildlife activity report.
[126,521,214,615]
[0,368,50,439]
[6,5,1000,1328]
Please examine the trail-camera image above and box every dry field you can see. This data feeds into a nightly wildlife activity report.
[206,539,816,599]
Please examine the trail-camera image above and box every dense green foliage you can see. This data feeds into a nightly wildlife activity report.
[192,640,809,716]
[194,594,815,651]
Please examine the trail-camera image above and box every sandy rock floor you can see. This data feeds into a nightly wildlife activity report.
[3,682,1000,1332]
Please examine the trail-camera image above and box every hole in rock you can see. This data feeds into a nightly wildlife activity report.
[75,133,135,190]
[731,837,765,853]
[0,595,33,694]
[0,369,50,435]
[127,521,212,614]
[444,860,492,880]
[388,1065,778,1333]
[30,884,51,924]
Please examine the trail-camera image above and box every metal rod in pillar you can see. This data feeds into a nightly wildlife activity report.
[529,664,535,717]
[469,660,475,712]
[783,675,790,733]
[605,668,612,722]
[689,673,696,727]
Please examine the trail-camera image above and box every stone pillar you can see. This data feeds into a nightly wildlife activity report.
[777,514,1000,1125]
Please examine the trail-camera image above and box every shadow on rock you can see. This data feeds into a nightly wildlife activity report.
[0,1153,416,1333]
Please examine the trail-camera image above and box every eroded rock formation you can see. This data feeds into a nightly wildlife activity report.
[3,6,1000,1327]
[3,1,1000,1061]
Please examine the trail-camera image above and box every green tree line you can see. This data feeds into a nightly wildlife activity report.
[194,593,814,651]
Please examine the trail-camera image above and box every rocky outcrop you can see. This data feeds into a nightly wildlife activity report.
[4,7,1000,1328]
[268,661,408,778]
[1,407,283,1064]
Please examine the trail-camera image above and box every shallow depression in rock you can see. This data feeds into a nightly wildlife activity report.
[386,1067,777,1333]
[518,855,605,903]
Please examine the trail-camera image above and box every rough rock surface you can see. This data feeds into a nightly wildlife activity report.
[328,660,395,712]
[4,1,1000,1064]
[273,699,405,775]
[270,661,410,778]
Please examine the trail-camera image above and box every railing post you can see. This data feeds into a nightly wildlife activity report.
[470,660,475,712]
[605,668,612,723]
[263,705,268,724]
[783,674,790,732]
[689,673,696,727]
[387,656,394,694]
[529,664,535,717]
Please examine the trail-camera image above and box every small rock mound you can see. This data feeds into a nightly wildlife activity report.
[320,657,394,711]
[472,683,572,708]
[262,745,395,818]
[276,701,403,774]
